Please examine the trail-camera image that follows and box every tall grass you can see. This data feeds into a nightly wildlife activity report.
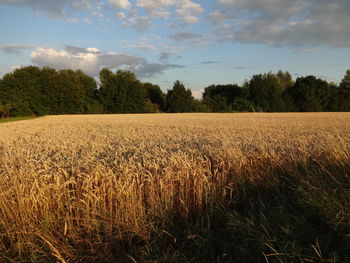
[0,113,349,262]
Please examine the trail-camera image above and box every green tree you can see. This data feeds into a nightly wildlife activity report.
[340,69,350,90]
[166,81,195,113]
[203,95,232,112]
[276,70,293,91]
[0,103,13,118]
[51,69,87,114]
[248,73,285,112]
[0,66,99,116]
[193,99,211,112]
[99,69,146,113]
[232,97,252,112]
[0,66,41,116]
[327,82,350,112]
[143,82,166,112]
[287,76,331,112]
[202,84,244,112]
[75,69,99,113]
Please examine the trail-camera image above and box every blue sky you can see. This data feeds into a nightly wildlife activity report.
[1,0,349,97]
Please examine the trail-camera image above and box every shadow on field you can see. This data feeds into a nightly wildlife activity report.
[105,158,350,263]
[1,157,349,263]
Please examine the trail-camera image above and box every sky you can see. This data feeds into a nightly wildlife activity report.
[0,0,350,97]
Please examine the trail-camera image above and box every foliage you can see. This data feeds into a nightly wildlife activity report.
[166,80,195,112]
[248,72,286,112]
[0,66,99,116]
[0,103,13,118]
[287,76,331,112]
[193,99,211,112]
[143,82,166,112]
[340,69,350,90]
[202,70,350,113]
[0,67,349,115]
[99,69,146,113]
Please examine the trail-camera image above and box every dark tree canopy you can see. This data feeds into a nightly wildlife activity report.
[0,66,99,116]
[99,69,146,113]
[203,84,245,112]
[248,72,286,112]
[286,76,331,112]
[143,82,166,112]
[0,67,349,117]
[166,81,195,113]
[201,70,349,113]
[340,70,350,90]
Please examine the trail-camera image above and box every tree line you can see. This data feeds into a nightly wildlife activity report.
[0,66,349,117]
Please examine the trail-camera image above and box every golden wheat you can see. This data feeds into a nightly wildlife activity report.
[0,113,349,262]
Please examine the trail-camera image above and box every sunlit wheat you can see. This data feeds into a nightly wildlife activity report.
[0,113,349,262]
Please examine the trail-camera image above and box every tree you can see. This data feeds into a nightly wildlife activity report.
[276,70,293,91]
[340,69,350,90]
[202,84,244,112]
[75,69,100,113]
[0,66,99,116]
[328,81,350,112]
[203,95,232,112]
[166,81,195,113]
[232,97,252,112]
[248,73,285,112]
[143,82,166,112]
[193,99,211,112]
[51,69,88,114]
[0,103,13,118]
[0,66,41,116]
[99,69,146,113]
[287,76,331,112]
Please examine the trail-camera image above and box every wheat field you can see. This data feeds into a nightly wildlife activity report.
[0,113,349,262]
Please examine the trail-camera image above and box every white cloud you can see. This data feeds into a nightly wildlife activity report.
[192,89,204,99]
[67,17,79,23]
[121,35,184,59]
[211,0,350,47]
[116,11,126,18]
[91,11,102,17]
[136,0,175,11]
[83,18,92,23]
[207,10,234,24]
[132,0,203,25]
[10,65,25,71]
[174,0,203,23]
[116,10,153,31]
[109,0,131,9]
[30,46,183,78]
[0,0,94,18]
[121,39,157,50]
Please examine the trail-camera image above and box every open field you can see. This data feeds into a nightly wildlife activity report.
[0,113,349,262]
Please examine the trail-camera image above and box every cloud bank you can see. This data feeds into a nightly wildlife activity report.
[0,0,95,17]
[115,0,203,31]
[30,46,183,78]
[210,0,350,47]
[1,0,349,47]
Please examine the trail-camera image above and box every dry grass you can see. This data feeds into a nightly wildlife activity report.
[0,113,349,262]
